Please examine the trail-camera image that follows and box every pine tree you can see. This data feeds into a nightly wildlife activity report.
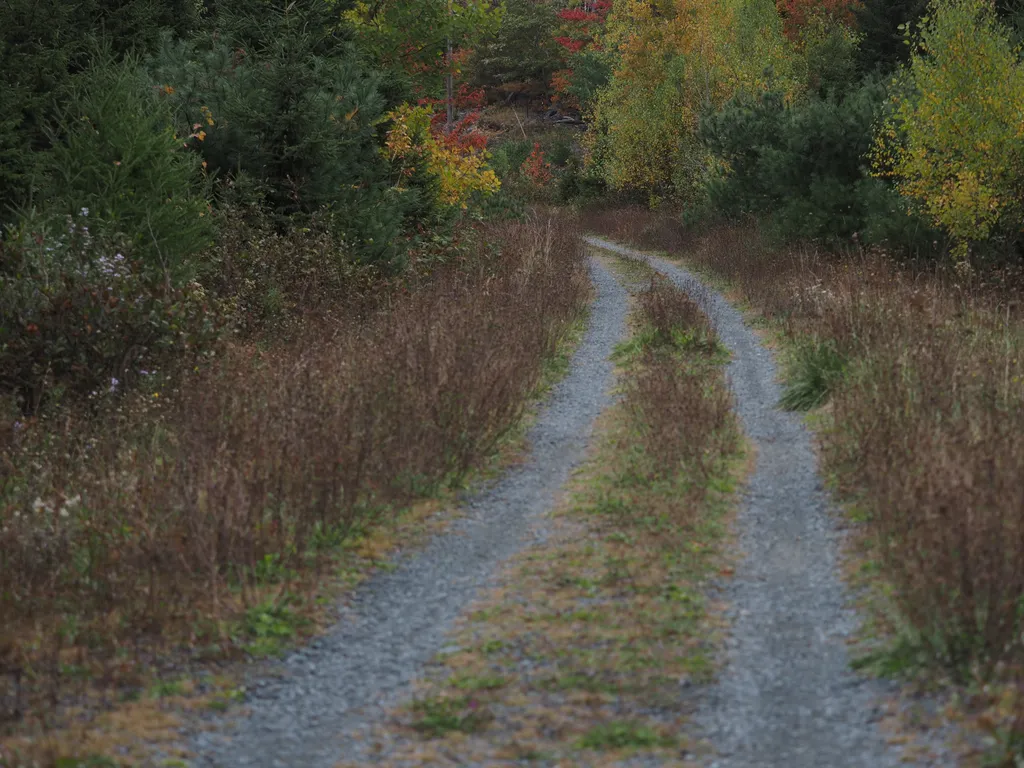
[0,0,197,221]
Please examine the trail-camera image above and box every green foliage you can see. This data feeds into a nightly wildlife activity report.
[564,48,614,113]
[471,0,561,90]
[0,0,199,221]
[779,337,848,410]
[346,0,503,97]
[40,56,212,275]
[872,0,1024,262]
[797,14,863,94]
[151,2,410,264]
[701,78,936,250]
[855,0,929,72]
[589,0,798,200]
[488,139,533,180]
[239,597,306,657]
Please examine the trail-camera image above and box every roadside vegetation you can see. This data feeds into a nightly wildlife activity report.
[583,208,1024,763]
[0,0,588,763]
[6,0,1024,763]
[336,256,743,767]
[0,212,588,764]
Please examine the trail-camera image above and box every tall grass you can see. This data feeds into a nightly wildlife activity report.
[0,213,589,736]
[628,277,735,485]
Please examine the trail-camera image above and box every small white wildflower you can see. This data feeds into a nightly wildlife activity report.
[110,377,120,392]
[31,497,49,514]
[80,207,89,217]
[59,508,70,519]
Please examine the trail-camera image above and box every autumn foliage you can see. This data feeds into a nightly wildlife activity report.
[522,143,554,186]
[872,0,1024,262]
[776,0,862,39]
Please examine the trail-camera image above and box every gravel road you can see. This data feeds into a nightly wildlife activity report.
[584,236,911,768]
[184,256,628,768]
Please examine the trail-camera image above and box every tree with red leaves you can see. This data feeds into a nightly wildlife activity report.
[552,0,613,109]
[776,0,862,40]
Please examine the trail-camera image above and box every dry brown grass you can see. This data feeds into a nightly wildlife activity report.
[0,213,589,762]
[629,277,734,484]
[585,206,1024,759]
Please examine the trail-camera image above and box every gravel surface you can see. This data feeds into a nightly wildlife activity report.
[183,257,628,768]
[584,236,914,768]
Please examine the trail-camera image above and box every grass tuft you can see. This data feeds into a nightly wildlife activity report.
[779,338,848,411]
[578,721,676,750]
[410,695,493,738]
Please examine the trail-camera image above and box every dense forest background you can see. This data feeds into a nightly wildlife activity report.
[4,0,1024,416]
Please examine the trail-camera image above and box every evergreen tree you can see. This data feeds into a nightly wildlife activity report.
[153,0,410,263]
[0,0,197,221]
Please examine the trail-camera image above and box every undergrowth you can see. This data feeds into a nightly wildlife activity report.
[0,213,589,766]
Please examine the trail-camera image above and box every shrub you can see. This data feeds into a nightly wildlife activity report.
[201,205,363,337]
[872,0,1024,263]
[37,56,212,277]
[700,79,938,252]
[779,337,848,410]
[489,140,533,181]
[0,211,217,413]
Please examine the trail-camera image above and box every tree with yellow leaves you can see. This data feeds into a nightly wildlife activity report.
[383,104,500,210]
[872,0,1024,261]
[586,0,799,201]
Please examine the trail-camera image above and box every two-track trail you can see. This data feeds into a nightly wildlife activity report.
[183,259,629,767]
[584,236,914,768]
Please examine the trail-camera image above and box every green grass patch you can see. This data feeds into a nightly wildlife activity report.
[779,337,848,411]
[410,695,493,738]
[235,597,309,658]
[578,721,676,750]
[449,673,508,692]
